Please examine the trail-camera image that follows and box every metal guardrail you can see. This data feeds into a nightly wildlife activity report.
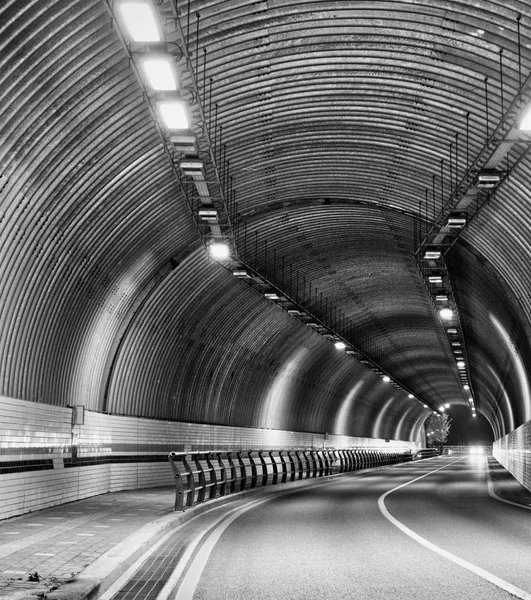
[168,448,414,511]
[442,445,492,456]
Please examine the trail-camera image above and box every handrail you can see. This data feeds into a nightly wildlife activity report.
[168,447,415,512]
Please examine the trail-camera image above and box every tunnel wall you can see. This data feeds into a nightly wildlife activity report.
[0,396,419,520]
[493,421,531,493]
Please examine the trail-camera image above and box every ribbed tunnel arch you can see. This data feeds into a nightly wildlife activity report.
[2,0,531,465]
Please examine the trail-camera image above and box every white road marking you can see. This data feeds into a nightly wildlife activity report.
[170,496,276,600]
[168,475,354,600]
[378,458,531,600]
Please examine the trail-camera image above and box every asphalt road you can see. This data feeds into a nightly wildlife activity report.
[173,455,531,600]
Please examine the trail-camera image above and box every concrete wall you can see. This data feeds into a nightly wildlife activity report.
[493,420,531,493]
[0,396,419,520]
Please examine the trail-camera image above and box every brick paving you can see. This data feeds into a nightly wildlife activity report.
[0,488,176,599]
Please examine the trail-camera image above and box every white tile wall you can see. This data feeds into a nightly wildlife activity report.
[493,420,531,493]
[0,395,419,519]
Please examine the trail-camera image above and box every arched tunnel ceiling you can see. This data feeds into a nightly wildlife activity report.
[1,0,531,443]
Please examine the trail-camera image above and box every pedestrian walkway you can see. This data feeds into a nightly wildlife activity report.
[0,457,528,600]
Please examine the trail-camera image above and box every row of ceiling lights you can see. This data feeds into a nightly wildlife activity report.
[417,77,531,418]
[116,1,441,416]
[234,263,431,410]
[114,1,234,259]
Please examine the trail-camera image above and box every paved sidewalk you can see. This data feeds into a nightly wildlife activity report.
[0,488,178,600]
[0,457,529,600]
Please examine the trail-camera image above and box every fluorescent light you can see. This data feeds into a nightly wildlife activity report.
[452,342,461,346]
[423,404,428,408]
[180,159,203,172]
[456,360,465,369]
[209,242,230,260]
[408,394,414,399]
[428,275,443,284]
[233,270,250,278]
[446,215,467,228]
[119,2,161,42]
[383,376,390,383]
[477,170,501,188]
[447,328,458,334]
[463,384,470,390]
[264,293,279,300]
[158,100,189,130]
[335,341,346,350]
[519,106,531,130]
[424,250,441,260]
[435,294,448,302]
[141,57,177,90]
[439,308,453,320]
[288,309,302,315]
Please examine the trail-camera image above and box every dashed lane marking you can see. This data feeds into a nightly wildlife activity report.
[378,458,531,600]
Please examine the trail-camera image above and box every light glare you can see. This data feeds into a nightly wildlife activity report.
[119,2,161,42]
[158,101,189,130]
[439,308,453,320]
[334,341,346,350]
[142,58,177,90]
[520,106,531,130]
[209,242,230,260]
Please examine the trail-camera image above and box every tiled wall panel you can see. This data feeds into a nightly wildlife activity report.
[1,396,419,519]
[493,420,531,493]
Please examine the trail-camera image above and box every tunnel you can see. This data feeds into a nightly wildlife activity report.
[1,1,531,598]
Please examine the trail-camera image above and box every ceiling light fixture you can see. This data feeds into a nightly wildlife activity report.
[209,242,230,260]
[158,100,190,130]
[118,1,162,42]
[140,56,178,90]
[439,308,453,320]
[477,170,502,189]
[428,275,443,284]
[519,106,531,130]
[446,214,467,228]
[424,249,442,260]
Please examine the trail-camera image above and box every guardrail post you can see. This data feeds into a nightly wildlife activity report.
[287,450,296,481]
[279,451,288,483]
[295,450,304,479]
[237,451,246,490]
[191,453,206,503]
[168,453,185,511]
[226,451,237,493]
[216,452,227,497]
[307,450,317,477]
[270,451,279,485]
[249,451,258,488]
[181,454,196,508]
[205,452,218,499]
[258,451,268,486]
